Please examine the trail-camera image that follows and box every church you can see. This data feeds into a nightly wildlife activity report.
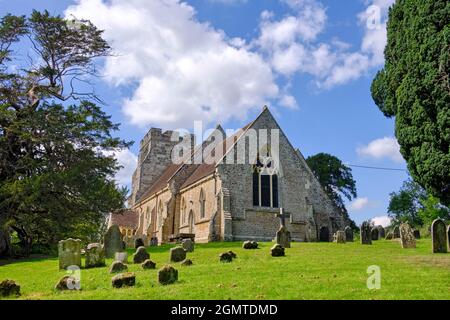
[113,107,347,245]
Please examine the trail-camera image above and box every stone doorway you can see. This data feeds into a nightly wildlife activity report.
[319,226,330,242]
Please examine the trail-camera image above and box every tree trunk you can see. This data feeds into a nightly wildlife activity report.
[0,229,11,258]
[10,225,32,257]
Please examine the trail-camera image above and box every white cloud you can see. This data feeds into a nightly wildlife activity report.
[256,0,396,88]
[65,0,282,128]
[349,197,371,211]
[357,137,403,163]
[371,215,392,227]
[102,149,137,187]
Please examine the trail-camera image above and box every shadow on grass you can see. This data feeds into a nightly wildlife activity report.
[0,254,57,266]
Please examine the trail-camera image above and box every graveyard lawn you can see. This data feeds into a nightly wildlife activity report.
[0,240,449,300]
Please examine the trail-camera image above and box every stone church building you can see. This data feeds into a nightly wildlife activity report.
[120,107,346,245]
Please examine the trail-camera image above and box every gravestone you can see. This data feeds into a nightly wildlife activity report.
[219,252,234,263]
[371,228,379,241]
[158,265,178,285]
[344,226,353,242]
[104,225,123,258]
[135,238,145,249]
[0,280,20,297]
[109,261,128,274]
[133,246,150,264]
[115,252,128,264]
[85,243,105,268]
[271,244,285,257]
[377,226,386,238]
[275,209,291,248]
[399,223,416,249]
[182,239,194,252]
[141,259,156,270]
[243,241,258,249]
[393,226,400,239]
[334,231,346,244]
[413,230,421,239]
[55,275,79,291]
[431,219,447,253]
[360,222,372,245]
[170,246,187,262]
[111,272,136,288]
[58,238,82,270]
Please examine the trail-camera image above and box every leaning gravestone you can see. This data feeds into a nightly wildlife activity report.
[182,239,194,252]
[133,246,150,264]
[431,219,447,253]
[276,226,291,248]
[141,259,156,270]
[104,225,123,258]
[371,228,379,241]
[377,226,386,238]
[170,246,186,262]
[334,231,346,244]
[111,272,136,288]
[115,252,128,264]
[360,222,372,245]
[393,226,400,239]
[344,226,353,242]
[271,244,285,257]
[58,238,82,270]
[85,243,105,268]
[243,241,258,249]
[399,223,416,249]
[109,261,128,274]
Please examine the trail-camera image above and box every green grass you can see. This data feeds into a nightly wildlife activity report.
[0,239,449,300]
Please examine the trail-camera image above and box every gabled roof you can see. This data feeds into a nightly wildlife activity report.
[110,209,139,229]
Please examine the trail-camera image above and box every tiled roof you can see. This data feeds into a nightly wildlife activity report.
[110,209,139,229]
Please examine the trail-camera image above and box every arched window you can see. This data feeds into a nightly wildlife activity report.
[181,197,186,225]
[157,200,163,228]
[199,189,206,219]
[252,151,279,208]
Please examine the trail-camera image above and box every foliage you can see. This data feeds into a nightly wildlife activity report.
[0,10,130,255]
[418,194,450,227]
[388,179,427,227]
[306,153,358,230]
[0,241,448,300]
[371,0,450,205]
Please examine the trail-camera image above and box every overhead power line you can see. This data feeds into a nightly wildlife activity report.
[346,164,408,172]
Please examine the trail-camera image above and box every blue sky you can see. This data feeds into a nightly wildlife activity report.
[0,0,408,226]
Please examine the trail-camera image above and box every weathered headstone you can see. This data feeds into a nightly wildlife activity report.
[0,280,20,297]
[393,226,400,239]
[170,246,187,262]
[360,222,372,245]
[371,228,379,241]
[135,238,145,249]
[133,246,150,264]
[431,219,447,253]
[109,261,128,274]
[58,238,82,270]
[115,252,128,264]
[181,239,194,252]
[334,231,346,244]
[413,229,421,239]
[181,259,193,267]
[243,241,258,249]
[141,259,156,270]
[399,223,416,249]
[55,275,80,291]
[219,252,234,263]
[104,225,123,258]
[275,208,291,248]
[111,272,136,288]
[158,265,178,285]
[377,226,386,238]
[271,244,285,257]
[344,226,353,242]
[85,243,105,268]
